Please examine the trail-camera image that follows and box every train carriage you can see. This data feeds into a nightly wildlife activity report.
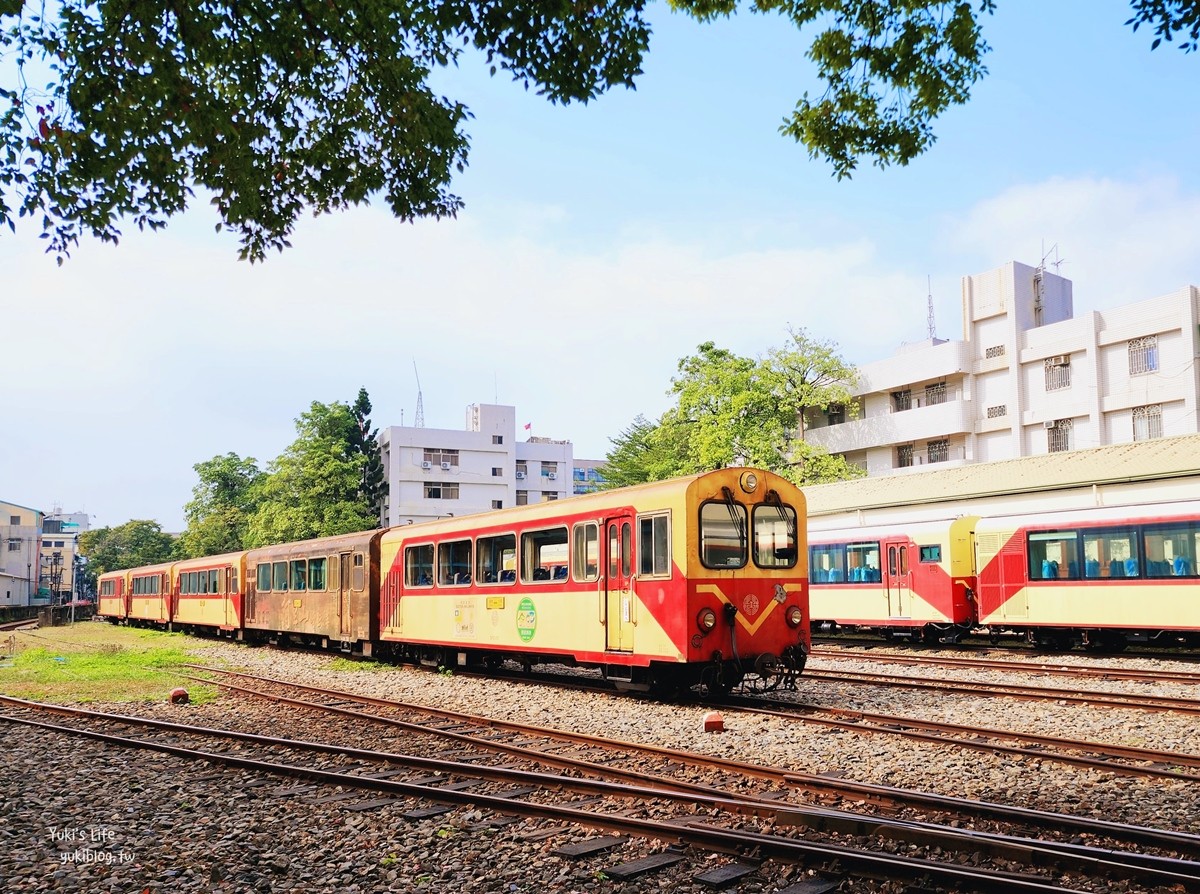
[975,502,1200,649]
[96,569,129,621]
[377,467,809,693]
[808,517,979,643]
[172,551,247,634]
[243,531,382,654]
[125,561,174,625]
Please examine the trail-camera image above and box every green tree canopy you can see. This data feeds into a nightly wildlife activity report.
[245,399,378,547]
[176,452,264,558]
[4,2,1193,260]
[350,387,387,526]
[78,519,176,577]
[601,330,863,487]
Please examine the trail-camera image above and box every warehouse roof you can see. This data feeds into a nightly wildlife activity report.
[802,434,1200,516]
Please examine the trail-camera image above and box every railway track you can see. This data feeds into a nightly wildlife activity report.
[5,679,1200,892]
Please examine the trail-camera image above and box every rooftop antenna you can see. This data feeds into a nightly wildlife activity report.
[413,361,425,428]
[926,275,937,340]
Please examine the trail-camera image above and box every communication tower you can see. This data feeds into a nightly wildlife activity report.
[413,361,425,428]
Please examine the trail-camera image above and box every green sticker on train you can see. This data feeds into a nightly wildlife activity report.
[516,597,537,643]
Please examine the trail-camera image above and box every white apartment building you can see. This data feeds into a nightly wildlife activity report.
[1,500,43,608]
[805,260,1200,476]
[379,404,575,526]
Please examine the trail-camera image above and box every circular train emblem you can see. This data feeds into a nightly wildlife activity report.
[743,593,760,617]
[516,597,537,643]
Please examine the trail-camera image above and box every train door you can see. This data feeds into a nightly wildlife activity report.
[337,552,352,638]
[605,514,635,651]
[884,539,911,618]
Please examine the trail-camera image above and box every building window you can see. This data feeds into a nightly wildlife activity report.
[423,448,459,468]
[1133,404,1163,441]
[986,405,1007,418]
[985,344,1006,359]
[515,461,528,477]
[1047,418,1072,453]
[1044,357,1071,391]
[516,490,528,506]
[541,462,558,478]
[924,382,947,406]
[541,491,558,502]
[492,435,503,444]
[892,390,912,412]
[7,539,19,552]
[491,467,503,477]
[9,515,19,525]
[926,439,949,464]
[491,500,503,510]
[1129,336,1159,375]
[896,444,914,468]
[827,404,846,425]
[423,482,460,499]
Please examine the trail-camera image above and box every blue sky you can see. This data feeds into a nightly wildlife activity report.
[4,0,1199,532]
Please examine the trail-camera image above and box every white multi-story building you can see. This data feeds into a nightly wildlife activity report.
[1,500,43,608]
[379,404,576,526]
[805,260,1200,476]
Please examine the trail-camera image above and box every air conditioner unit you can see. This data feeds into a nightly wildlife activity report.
[440,461,452,471]
[1048,354,1069,366]
[421,461,432,470]
[1043,420,1057,429]
[547,472,557,480]
[515,471,526,479]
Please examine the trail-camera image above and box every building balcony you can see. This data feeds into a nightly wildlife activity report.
[805,397,973,454]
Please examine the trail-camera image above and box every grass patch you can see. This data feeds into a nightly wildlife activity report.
[324,656,388,672]
[0,623,219,704]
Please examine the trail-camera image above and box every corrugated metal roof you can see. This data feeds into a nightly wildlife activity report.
[802,434,1200,516]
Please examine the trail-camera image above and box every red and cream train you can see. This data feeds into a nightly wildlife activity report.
[98,468,811,693]
[808,500,1200,650]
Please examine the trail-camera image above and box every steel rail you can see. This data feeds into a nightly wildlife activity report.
[4,702,1197,892]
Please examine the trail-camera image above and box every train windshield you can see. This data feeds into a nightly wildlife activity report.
[700,496,748,569]
[752,503,798,568]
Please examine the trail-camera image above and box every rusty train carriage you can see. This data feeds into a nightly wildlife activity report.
[377,467,810,693]
[244,531,382,654]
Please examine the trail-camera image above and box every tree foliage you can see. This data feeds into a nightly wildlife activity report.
[176,452,264,558]
[78,519,176,577]
[350,387,387,526]
[601,330,863,487]
[4,2,1193,260]
[245,399,378,547]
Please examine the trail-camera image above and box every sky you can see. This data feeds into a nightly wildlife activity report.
[3,1,1200,533]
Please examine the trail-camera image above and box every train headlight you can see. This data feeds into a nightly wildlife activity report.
[786,605,803,628]
[739,471,759,494]
[697,608,717,632]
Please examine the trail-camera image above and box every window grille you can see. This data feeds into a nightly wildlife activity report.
[892,390,912,412]
[925,382,947,406]
[827,404,846,425]
[896,444,914,468]
[985,344,1006,359]
[1044,358,1071,391]
[1047,419,1072,453]
[986,405,1007,418]
[1128,336,1159,375]
[926,439,949,464]
[1132,404,1163,441]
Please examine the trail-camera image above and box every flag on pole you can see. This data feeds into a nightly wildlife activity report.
[524,422,531,430]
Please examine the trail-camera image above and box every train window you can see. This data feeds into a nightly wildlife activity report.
[231,570,239,594]
[608,524,619,578]
[621,522,632,578]
[919,545,941,563]
[439,539,473,585]
[1028,531,1080,580]
[1080,528,1140,579]
[572,523,599,581]
[1142,522,1199,578]
[809,545,847,583]
[257,563,272,592]
[308,557,326,591]
[638,514,671,576]
[210,569,221,593]
[328,555,340,589]
[290,560,307,591]
[406,544,434,586]
[898,546,909,576]
[752,504,798,568]
[272,561,289,591]
[699,500,748,569]
[521,527,568,583]
[476,533,516,584]
[198,571,209,594]
[846,542,880,581]
[352,552,366,591]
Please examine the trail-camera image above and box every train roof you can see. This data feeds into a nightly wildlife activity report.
[803,433,1200,516]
